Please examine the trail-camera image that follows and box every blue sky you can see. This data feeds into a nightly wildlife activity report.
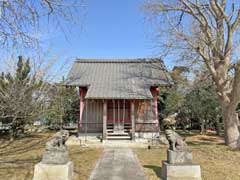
[42,0,174,74]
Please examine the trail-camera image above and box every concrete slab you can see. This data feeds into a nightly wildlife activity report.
[89,149,146,180]
[66,134,165,148]
[66,137,150,148]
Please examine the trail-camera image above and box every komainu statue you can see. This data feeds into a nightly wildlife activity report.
[165,129,187,151]
[162,129,202,180]
[42,130,69,164]
[164,129,192,164]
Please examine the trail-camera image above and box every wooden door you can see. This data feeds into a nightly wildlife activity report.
[107,100,131,124]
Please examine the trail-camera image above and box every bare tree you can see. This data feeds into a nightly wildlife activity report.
[0,54,69,139]
[144,0,240,148]
[0,0,85,49]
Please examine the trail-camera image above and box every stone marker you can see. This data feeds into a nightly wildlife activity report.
[33,130,74,180]
[162,129,202,180]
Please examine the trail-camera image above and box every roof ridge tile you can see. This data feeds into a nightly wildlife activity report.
[75,58,163,63]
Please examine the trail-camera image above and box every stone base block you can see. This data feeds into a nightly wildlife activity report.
[42,149,69,164]
[167,150,193,164]
[162,161,202,180]
[33,161,73,180]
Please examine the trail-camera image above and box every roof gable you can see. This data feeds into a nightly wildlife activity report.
[65,58,173,99]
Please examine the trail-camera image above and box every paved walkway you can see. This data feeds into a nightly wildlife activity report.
[89,148,146,180]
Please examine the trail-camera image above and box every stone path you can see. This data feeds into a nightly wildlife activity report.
[89,148,146,180]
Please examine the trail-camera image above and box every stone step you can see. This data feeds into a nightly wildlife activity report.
[107,132,130,136]
[107,136,131,140]
[107,129,130,132]
[107,124,132,128]
[107,126,131,129]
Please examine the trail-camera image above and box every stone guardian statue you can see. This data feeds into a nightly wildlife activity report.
[42,130,70,164]
[161,129,202,180]
[33,130,74,180]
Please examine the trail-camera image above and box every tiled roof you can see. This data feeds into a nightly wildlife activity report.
[65,58,173,99]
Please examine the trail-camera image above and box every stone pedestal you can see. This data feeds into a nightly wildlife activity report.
[167,150,192,164]
[162,161,202,180]
[42,148,69,165]
[33,161,73,180]
[162,150,202,180]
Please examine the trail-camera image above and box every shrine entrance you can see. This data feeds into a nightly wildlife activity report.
[106,100,132,139]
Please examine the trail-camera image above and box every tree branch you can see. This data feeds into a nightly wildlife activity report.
[232,10,240,31]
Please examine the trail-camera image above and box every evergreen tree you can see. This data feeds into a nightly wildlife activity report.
[0,56,42,138]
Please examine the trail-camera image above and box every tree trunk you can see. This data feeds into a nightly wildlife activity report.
[204,120,208,134]
[182,123,186,132]
[200,119,205,134]
[10,126,17,141]
[223,107,240,148]
[215,117,221,136]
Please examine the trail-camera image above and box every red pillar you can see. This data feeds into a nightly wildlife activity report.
[151,87,159,128]
[79,87,87,128]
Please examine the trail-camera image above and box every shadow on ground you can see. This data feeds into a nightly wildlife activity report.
[176,130,224,138]
[143,165,162,179]
[187,141,225,146]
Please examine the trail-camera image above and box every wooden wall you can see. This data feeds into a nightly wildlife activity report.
[79,100,103,133]
[78,99,158,133]
[134,100,158,132]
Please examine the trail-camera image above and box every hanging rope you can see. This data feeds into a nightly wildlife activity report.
[92,100,95,130]
[123,99,125,126]
[96,100,98,130]
[113,100,115,126]
[150,99,154,144]
[118,100,120,127]
[145,100,148,132]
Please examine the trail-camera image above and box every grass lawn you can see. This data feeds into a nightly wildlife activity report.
[1,131,240,180]
[0,133,102,180]
[135,132,240,180]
